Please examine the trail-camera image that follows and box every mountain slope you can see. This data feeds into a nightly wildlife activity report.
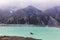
[0,6,59,26]
[6,6,50,25]
[45,6,60,25]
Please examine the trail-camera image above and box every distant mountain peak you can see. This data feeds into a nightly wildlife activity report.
[24,6,39,10]
[27,6,35,8]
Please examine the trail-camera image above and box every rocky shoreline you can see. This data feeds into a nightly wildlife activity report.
[0,36,42,40]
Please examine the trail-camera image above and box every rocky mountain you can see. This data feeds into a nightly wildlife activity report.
[0,6,60,26]
[44,6,60,26]
[6,6,50,26]
[6,6,44,25]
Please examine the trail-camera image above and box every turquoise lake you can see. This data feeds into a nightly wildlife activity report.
[0,25,60,40]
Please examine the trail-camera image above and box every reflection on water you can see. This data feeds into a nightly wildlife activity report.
[0,25,59,40]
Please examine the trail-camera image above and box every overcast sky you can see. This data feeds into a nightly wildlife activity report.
[0,0,60,10]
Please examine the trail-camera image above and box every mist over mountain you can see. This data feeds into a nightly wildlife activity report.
[0,5,60,26]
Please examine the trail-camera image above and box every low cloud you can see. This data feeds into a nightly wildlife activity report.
[0,0,60,10]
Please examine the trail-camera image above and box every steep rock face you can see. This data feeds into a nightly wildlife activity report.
[47,16,59,26]
[14,10,28,24]
[45,6,60,24]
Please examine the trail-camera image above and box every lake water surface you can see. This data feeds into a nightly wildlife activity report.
[0,25,60,40]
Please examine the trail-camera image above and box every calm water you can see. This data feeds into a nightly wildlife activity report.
[0,25,60,40]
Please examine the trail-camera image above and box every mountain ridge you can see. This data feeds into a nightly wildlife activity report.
[0,6,59,26]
